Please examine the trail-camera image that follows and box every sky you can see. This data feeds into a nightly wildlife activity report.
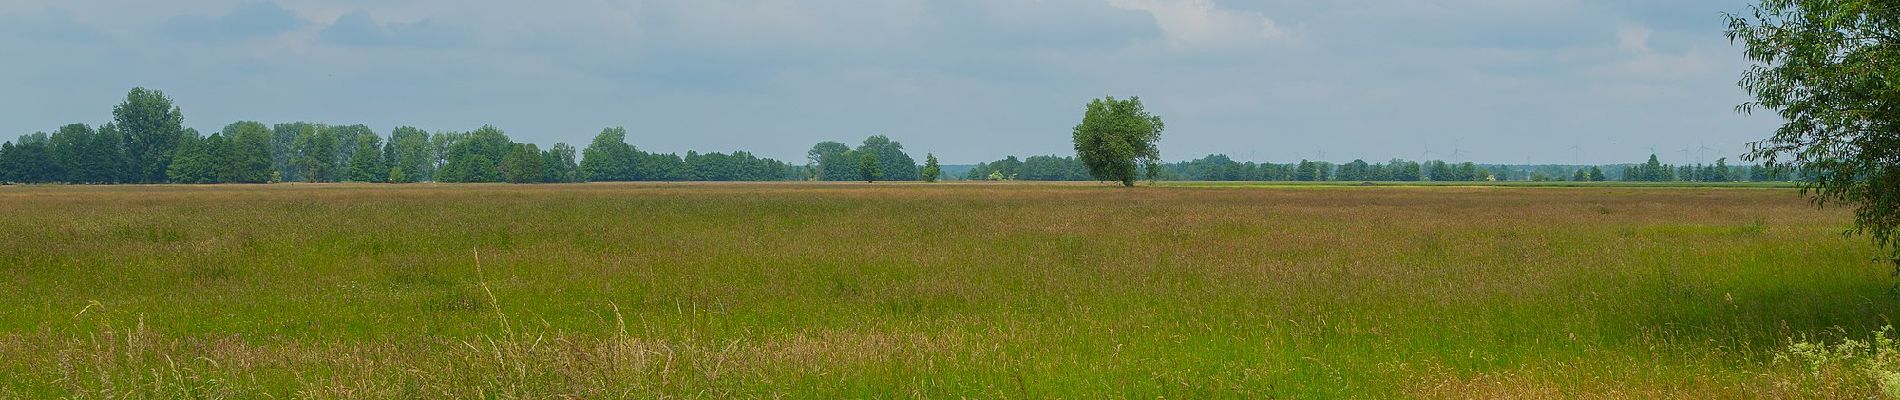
[0,0,1777,165]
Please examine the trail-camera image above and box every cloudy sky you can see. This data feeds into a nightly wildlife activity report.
[0,0,1774,164]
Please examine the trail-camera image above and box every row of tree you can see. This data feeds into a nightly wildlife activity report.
[0,88,814,185]
[0,88,1814,186]
[948,153,1802,183]
[961,155,1490,182]
[806,135,925,182]
[576,127,804,182]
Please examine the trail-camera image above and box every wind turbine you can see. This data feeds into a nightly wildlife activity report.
[1450,139,1465,162]
[1697,143,1713,165]
[1566,144,1581,166]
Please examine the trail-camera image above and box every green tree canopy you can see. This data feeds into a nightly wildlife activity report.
[543,143,579,183]
[292,125,337,182]
[167,132,222,184]
[502,143,544,184]
[221,122,275,183]
[114,88,186,183]
[858,152,880,183]
[922,153,942,183]
[49,124,119,184]
[348,130,387,183]
[0,134,58,183]
[808,141,851,181]
[1072,96,1163,187]
[1728,1,1900,259]
[580,127,638,181]
[386,127,434,183]
[438,126,512,183]
[856,135,918,181]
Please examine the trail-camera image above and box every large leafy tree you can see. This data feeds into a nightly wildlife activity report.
[271,123,318,182]
[167,131,224,184]
[1072,96,1163,187]
[543,143,579,183]
[807,141,852,181]
[1729,1,1900,260]
[114,88,186,183]
[347,131,387,182]
[579,127,638,181]
[49,124,113,184]
[385,126,434,182]
[292,125,338,182]
[222,122,275,183]
[0,134,59,183]
[501,143,544,184]
[856,135,918,181]
[437,125,512,183]
[331,125,374,177]
[858,152,880,183]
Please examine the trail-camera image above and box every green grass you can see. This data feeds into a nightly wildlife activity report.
[0,183,1889,398]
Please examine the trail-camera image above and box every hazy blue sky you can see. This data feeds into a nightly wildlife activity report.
[0,0,1775,164]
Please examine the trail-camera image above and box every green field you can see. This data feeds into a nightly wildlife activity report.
[0,183,1892,398]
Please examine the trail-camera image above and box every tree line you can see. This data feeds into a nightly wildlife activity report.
[0,88,1808,186]
[951,153,1800,183]
[0,88,811,185]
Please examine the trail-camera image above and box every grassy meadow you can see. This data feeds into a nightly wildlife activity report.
[0,182,1893,398]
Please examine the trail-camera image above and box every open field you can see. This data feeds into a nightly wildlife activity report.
[0,182,1893,398]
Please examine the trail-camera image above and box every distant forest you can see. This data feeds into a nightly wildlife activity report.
[0,88,1801,185]
[948,153,1799,183]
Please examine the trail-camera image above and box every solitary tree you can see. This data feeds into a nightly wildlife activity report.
[1729,2,1900,262]
[922,153,942,183]
[1072,96,1163,187]
[858,152,880,183]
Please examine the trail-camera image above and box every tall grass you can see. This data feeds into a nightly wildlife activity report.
[0,182,1890,398]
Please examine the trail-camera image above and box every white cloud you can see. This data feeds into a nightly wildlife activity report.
[1106,0,1287,49]
[1597,24,1720,84]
